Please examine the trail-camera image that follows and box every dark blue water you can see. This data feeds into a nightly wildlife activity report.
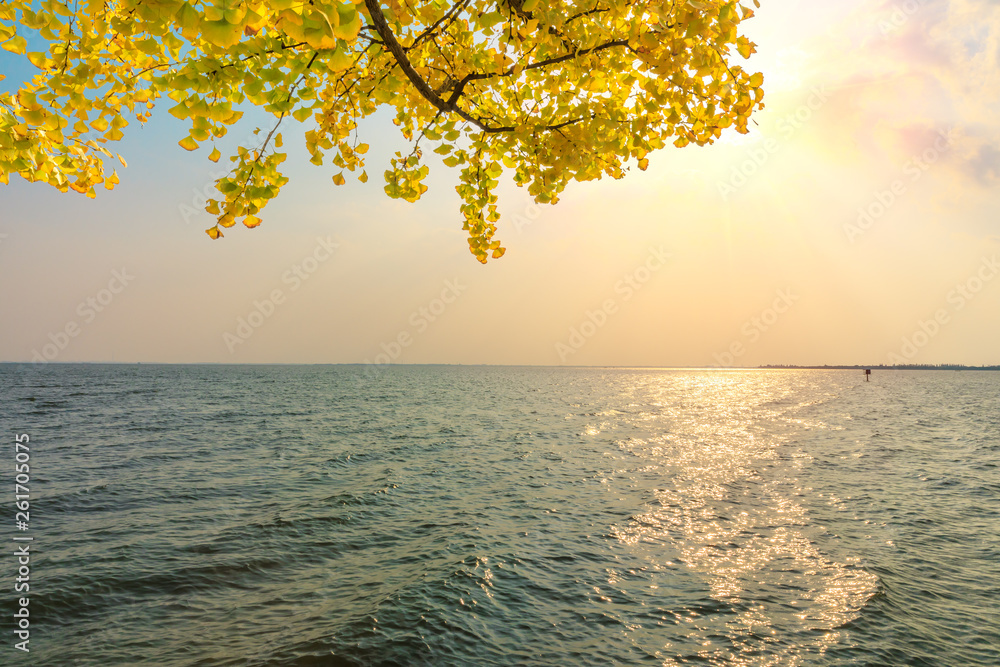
[1,365,998,665]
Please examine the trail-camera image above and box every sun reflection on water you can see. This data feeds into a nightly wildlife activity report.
[606,372,879,665]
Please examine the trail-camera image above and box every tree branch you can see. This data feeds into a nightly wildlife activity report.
[363,0,478,123]
[363,0,630,135]
[408,0,469,51]
[447,38,630,104]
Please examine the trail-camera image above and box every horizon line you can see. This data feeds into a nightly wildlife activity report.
[2,362,999,369]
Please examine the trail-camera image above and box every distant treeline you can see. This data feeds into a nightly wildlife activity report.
[759,364,1000,371]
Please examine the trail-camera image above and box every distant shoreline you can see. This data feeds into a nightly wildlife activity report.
[2,361,999,370]
[759,364,1000,371]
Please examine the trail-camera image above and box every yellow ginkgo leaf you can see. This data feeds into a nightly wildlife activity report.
[326,44,354,71]
[25,51,52,68]
[206,227,222,239]
[333,7,361,40]
[200,19,243,48]
[2,35,27,54]
[0,0,764,264]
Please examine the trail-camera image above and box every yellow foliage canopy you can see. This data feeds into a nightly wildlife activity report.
[0,0,764,262]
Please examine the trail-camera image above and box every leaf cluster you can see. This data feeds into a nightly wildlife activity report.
[1,0,764,262]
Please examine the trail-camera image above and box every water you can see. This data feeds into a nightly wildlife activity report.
[1,365,998,666]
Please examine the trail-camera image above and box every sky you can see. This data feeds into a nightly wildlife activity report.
[1,0,999,366]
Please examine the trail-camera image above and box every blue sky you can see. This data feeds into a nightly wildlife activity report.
[1,0,999,365]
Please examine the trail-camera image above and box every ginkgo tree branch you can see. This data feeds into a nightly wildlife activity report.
[364,0,626,135]
[363,0,463,116]
[447,38,633,102]
[409,0,470,51]
[1,0,765,263]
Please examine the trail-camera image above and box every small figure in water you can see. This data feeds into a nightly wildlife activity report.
[865,368,871,382]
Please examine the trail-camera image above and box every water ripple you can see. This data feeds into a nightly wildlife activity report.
[0,365,997,665]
